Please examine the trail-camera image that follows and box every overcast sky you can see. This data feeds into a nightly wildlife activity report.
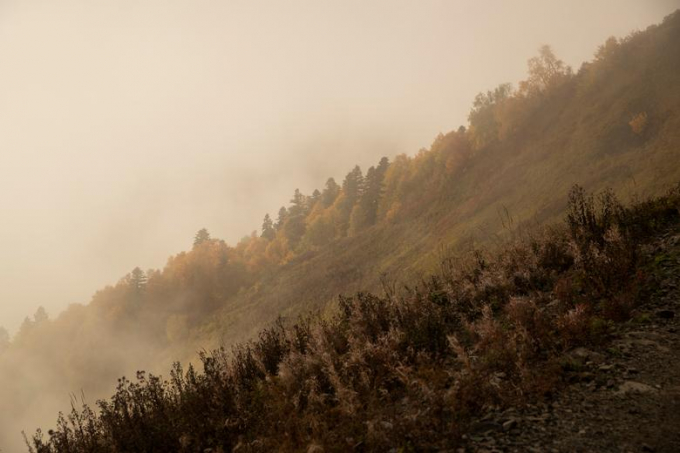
[0,0,677,333]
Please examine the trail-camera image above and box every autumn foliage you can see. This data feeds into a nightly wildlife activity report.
[26,184,680,452]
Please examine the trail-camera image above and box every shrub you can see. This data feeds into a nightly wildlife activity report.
[28,184,680,452]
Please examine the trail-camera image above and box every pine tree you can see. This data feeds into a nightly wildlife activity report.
[289,189,307,216]
[129,267,147,292]
[349,161,388,233]
[360,166,381,226]
[321,177,340,207]
[338,166,364,235]
[261,214,276,240]
[284,189,307,247]
[275,207,288,230]
[376,156,389,178]
[347,158,390,235]
[308,189,321,210]
[193,228,211,248]
[342,166,364,204]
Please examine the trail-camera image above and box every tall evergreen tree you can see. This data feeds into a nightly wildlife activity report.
[321,177,340,207]
[129,267,147,294]
[360,166,382,226]
[275,207,288,230]
[285,189,307,247]
[376,156,389,178]
[261,214,276,241]
[193,228,211,248]
[289,189,307,216]
[349,161,388,233]
[338,166,364,235]
[308,189,321,210]
[342,165,364,204]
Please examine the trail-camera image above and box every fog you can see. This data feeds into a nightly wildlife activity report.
[0,0,675,335]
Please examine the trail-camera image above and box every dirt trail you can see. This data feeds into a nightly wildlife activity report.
[463,229,680,453]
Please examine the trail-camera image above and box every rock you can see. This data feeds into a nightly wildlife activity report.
[570,347,605,364]
[616,381,657,395]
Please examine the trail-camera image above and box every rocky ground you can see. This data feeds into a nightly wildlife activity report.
[462,228,680,453]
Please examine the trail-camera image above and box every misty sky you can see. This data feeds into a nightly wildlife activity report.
[0,0,677,333]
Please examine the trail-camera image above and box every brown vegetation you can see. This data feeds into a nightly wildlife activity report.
[26,185,680,452]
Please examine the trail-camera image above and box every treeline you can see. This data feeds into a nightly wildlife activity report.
[8,9,680,352]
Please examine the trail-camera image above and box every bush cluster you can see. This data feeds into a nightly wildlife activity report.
[27,185,680,452]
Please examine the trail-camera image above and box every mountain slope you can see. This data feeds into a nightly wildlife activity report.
[464,225,680,452]
[2,10,680,452]
[190,10,680,354]
[28,175,680,452]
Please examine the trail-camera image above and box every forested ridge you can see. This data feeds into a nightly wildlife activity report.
[1,10,680,451]
[28,181,680,452]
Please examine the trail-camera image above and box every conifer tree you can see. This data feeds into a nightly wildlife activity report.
[284,189,307,247]
[129,267,147,293]
[338,166,364,235]
[342,165,364,204]
[349,160,388,233]
[289,189,306,216]
[261,214,276,240]
[308,189,321,210]
[275,207,288,230]
[321,177,340,207]
[193,228,211,248]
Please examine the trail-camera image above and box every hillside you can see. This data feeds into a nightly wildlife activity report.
[28,173,680,451]
[190,9,680,354]
[464,224,680,451]
[1,10,680,451]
